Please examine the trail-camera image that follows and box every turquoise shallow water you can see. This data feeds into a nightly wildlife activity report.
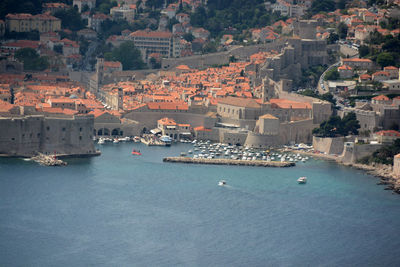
[1,143,400,266]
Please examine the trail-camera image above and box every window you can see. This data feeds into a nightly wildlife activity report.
[62,127,66,131]
[46,126,50,131]
[79,136,82,140]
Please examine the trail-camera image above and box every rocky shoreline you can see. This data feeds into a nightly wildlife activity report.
[285,149,400,194]
[341,162,400,194]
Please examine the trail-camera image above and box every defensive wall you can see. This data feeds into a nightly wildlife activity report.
[161,41,287,70]
[277,91,332,124]
[339,142,383,163]
[0,115,97,157]
[312,136,345,155]
[244,132,279,148]
[279,119,315,145]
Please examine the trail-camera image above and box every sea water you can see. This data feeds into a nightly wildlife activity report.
[1,143,400,266]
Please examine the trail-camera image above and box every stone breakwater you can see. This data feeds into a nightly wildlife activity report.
[163,157,295,167]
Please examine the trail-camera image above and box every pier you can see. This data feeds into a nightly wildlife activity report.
[163,157,295,167]
[141,135,166,146]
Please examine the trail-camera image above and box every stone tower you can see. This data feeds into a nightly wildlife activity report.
[94,55,104,95]
[117,87,124,110]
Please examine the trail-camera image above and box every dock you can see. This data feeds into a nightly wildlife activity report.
[163,157,295,167]
[141,137,166,146]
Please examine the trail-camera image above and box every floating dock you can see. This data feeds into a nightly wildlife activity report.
[163,157,295,167]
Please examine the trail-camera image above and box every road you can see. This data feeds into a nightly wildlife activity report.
[81,40,99,71]
[317,44,359,95]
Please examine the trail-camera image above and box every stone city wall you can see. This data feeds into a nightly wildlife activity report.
[279,119,315,145]
[339,142,383,163]
[312,136,345,155]
[244,132,280,148]
[0,115,96,157]
[161,41,286,70]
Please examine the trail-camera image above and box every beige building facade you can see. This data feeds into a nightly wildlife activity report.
[5,13,61,33]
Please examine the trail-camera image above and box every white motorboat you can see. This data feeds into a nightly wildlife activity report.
[218,180,226,186]
[98,138,105,144]
[297,177,307,184]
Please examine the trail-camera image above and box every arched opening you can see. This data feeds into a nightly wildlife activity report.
[6,64,16,71]
[120,130,123,136]
[104,128,110,136]
[98,129,103,136]
[111,128,120,136]
[142,127,147,134]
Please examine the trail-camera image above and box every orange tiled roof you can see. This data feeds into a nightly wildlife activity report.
[270,99,312,109]
[158,117,176,125]
[376,130,400,136]
[372,94,389,101]
[147,102,188,110]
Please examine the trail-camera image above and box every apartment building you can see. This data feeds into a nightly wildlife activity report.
[5,13,61,33]
[129,30,181,59]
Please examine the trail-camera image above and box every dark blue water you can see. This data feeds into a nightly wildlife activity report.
[1,143,400,266]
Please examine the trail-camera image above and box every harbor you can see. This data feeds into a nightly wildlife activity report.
[163,157,295,167]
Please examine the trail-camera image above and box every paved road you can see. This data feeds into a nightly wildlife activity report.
[317,44,359,95]
[81,40,99,71]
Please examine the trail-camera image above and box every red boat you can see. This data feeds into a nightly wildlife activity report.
[132,149,142,155]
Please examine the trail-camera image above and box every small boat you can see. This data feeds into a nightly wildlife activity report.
[160,135,172,146]
[98,138,105,144]
[113,139,119,144]
[297,177,307,184]
[132,149,142,156]
[218,180,226,186]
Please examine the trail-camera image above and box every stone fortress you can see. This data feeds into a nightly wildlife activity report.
[0,113,97,157]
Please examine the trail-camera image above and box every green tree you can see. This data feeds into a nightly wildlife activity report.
[320,92,337,106]
[337,22,348,39]
[0,0,42,19]
[359,45,369,57]
[54,8,85,31]
[15,48,49,71]
[325,67,339,81]
[327,32,339,44]
[183,33,195,42]
[309,0,336,14]
[96,0,118,14]
[149,57,161,69]
[105,41,145,70]
[313,112,360,137]
[359,139,400,165]
[377,52,395,68]
[53,45,63,54]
